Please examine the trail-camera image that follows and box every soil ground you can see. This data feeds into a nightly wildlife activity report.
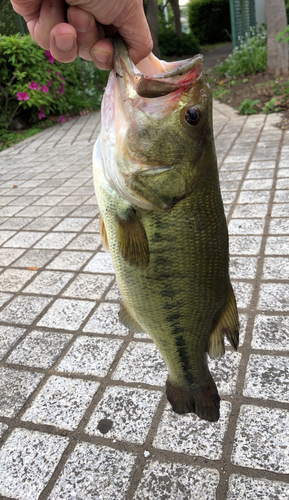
[206,68,289,129]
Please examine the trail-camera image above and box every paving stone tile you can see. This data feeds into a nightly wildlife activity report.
[276,178,289,189]
[9,195,40,206]
[273,206,289,227]
[0,428,68,500]
[228,219,265,235]
[153,401,231,460]
[62,273,113,300]
[0,268,36,292]
[86,386,162,444]
[242,179,273,190]
[232,204,268,218]
[83,218,100,233]
[248,160,276,170]
[262,256,289,279]
[84,252,114,273]
[57,336,123,376]
[112,341,168,386]
[134,461,219,500]
[22,375,98,430]
[219,181,240,191]
[43,206,76,217]
[7,330,72,368]
[219,171,243,182]
[105,282,122,301]
[208,352,242,395]
[269,218,289,234]
[278,168,289,178]
[37,298,94,330]
[0,367,44,417]
[221,192,237,204]
[0,230,16,245]
[229,236,262,255]
[0,423,8,438]
[246,169,274,179]
[33,195,65,205]
[84,303,129,336]
[0,206,24,217]
[0,295,52,324]
[34,232,76,249]
[0,248,25,265]
[52,217,92,232]
[46,250,93,270]
[48,442,136,500]
[232,282,253,309]
[23,270,74,295]
[227,474,289,500]
[231,405,289,473]
[251,314,289,350]
[0,217,33,230]
[3,231,45,248]
[0,196,17,206]
[70,205,99,217]
[25,217,61,231]
[12,249,58,268]
[16,206,50,217]
[258,283,289,311]
[237,190,271,204]
[229,257,258,279]
[0,292,13,307]
[0,325,26,360]
[244,354,289,402]
[67,233,102,250]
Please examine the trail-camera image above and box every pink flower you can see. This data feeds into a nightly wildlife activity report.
[41,85,49,93]
[28,81,40,90]
[47,69,51,74]
[60,88,65,95]
[47,80,52,87]
[45,50,55,64]
[60,76,65,81]
[38,108,46,120]
[60,115,66,122]
[17,92,29,101]
[55,71,60,76]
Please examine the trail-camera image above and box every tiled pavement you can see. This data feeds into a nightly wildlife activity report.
[0,101,288,500]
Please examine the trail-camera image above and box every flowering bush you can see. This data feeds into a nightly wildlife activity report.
[217,27,267,78]
[0,34,109,129]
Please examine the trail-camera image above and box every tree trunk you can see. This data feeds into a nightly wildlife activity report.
[169,0,182,38]
[265,0,288,75]
[146,0,160,58]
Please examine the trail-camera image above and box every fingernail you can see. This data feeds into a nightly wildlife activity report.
[92,49,110,64]
[73,12,93,33]
[54,34,76,52]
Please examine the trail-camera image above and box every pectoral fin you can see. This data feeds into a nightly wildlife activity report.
[116,210,149,270]
[119,300,145,333]
[99,213,109,252]
[208,284,239,358]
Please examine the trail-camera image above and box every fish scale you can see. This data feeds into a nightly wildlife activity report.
[93,35,239,422]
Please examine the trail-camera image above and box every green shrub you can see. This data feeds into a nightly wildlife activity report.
[0,0,29,35]
[158,28,200,58]
[217,27,267,77]
[187,0,231,45]
[0,34,108,130]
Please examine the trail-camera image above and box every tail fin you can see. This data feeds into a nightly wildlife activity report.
[166,376,220,422]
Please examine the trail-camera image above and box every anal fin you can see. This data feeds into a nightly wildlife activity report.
[119,300,145,333]
[116,210,149,270]
[166,376,220,422]
[208,283,239,359]
[99,213,109,252]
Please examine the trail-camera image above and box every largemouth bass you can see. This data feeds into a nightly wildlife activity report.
[93,36,239,422]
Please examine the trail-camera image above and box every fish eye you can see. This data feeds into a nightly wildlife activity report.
[185,107,202,126]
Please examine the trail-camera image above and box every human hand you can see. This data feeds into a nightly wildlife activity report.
[10,0,153,70]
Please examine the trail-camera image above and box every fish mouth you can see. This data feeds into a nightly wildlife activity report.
[113,34,204,99]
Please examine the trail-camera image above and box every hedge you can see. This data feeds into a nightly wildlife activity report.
[188,0,231,45]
